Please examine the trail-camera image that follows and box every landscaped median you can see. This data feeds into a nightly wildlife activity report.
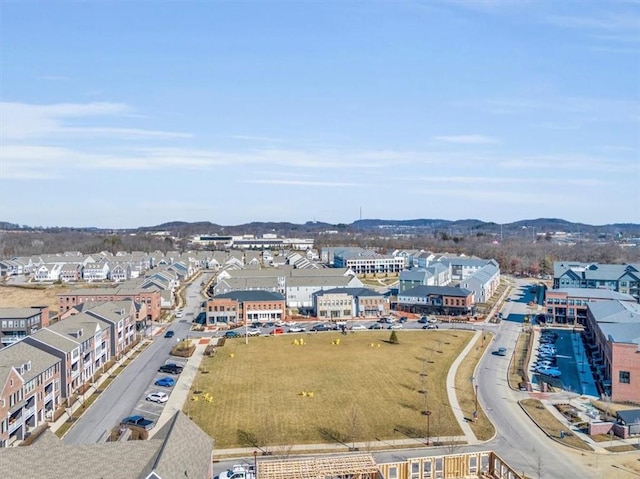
[519,398,592,451]
[185,330,475,451]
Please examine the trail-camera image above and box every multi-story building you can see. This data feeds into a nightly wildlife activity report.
[553,262,640,300]
[63,300,137,358]
[397,286,475,316]
[0,412,214,478]
[459,263,500,304]
[333,249,405,275]
[58,285,162,322]
[313,287,389,319]
[0,307,50,348]
[0,341,61,446]
[24,312,110,401]
[206,291,286,325]
[584,300,640,402]
[544,288,637,325]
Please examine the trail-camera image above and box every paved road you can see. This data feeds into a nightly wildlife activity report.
[213,278,599,478]
[63,274,211,445]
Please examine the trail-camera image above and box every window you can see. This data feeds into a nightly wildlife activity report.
[620,371,631,384]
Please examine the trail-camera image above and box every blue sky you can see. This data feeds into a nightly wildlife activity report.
[1,0,639,228]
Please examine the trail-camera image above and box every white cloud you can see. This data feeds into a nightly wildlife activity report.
[0,101,189,141]
[244,179,363,187]
[435,134,499,144]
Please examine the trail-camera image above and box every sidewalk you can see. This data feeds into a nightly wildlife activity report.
[446,329,481,445]
[150,337,214,437]
[50,338,150,434]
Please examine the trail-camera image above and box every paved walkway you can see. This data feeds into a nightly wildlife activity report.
[150,338,213,437]
[446,329,481,445]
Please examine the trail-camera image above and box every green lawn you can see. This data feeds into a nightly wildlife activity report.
[186,330,472,449]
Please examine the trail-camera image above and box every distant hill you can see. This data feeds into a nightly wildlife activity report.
[2,218,639,237]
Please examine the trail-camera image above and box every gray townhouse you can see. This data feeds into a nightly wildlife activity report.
[459,263,501,304]
[553,262,640,300]
[0,306,50,348]
[312,287,389,319]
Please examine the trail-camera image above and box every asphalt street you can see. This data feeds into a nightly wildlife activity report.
[63,275,211,445]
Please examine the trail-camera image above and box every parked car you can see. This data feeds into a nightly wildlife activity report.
[263,322,276,328]
[270,327,285,335]
[379,317,394,324]
[388,323,403,330]
[351,324,366,331]
[287,326,305,333]
[423,324,438,330]
[146,392,169,403]
[398,316,408,323]
[121,415,154,431]
[310,324,331,332]
[418,316,428,324]
[158,363,183,375]
[245,328,261,336]
[155,377,176,387]
[368,323,383,330]
[225,330,241,338]
[535,365,561,378]
[216,464,256,479]
[164,330,175,338]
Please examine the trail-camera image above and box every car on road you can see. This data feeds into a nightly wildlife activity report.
[418,316,428,324]
[379,317,394,324]
[287,326,305,333]
[388,323,403,329]
[155,377,176,387]
[269,327,285,335]
[164,330,175,338]
[121,415,154,431]
[175,309,183,318]
[225,330,241,338]
[244,328,261,336]
[398,316,408,323]
[146,392,169,403]
[310,324,331,332]
[493,347,507,356]
[158,363,183,375]
[351,324,366,331]
[422,324,438,329]
[368,323,383,330]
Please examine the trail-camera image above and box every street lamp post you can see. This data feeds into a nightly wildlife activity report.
[425,410,431,445]
[474,383,478,421]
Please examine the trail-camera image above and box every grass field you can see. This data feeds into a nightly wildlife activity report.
[187,330,472,449]
[0,283,69,313]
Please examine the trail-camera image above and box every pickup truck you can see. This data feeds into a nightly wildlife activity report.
[215,464,256,479]
[121,415,154,431]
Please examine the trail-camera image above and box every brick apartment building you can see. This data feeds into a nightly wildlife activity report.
[0,341,61,446]
[206,290,286,325]
[58,286,162,323]
[584,300,640,403]
[544,288,637,325]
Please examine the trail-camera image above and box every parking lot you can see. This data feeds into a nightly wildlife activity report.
[128,357,188,426]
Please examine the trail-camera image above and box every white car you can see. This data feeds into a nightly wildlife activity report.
[351,324,366,331]
[175,309,183,318]
[389,323,403,330]
[146,392,169,403]
[287,326,306,333]
[245,328,261,336]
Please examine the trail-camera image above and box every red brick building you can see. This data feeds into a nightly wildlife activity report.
[206,290,286,325]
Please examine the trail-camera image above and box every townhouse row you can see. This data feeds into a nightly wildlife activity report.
[0,300,138,446]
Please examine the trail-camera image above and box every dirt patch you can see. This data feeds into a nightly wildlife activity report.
[0,283,69,314]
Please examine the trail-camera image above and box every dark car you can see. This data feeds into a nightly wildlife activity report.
[422,324,438,329]
[310,324,331,332]
[418,316,428,324]
[368,323,383,330]
[398,316,408,323]
[121,415,154,431]
[164,330,175,338]
[225,330,241,338]
[263,322,276,328]
[158,363,183,374]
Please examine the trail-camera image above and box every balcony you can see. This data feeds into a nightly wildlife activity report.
[8,417,23,434]
[23,405,36,420]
